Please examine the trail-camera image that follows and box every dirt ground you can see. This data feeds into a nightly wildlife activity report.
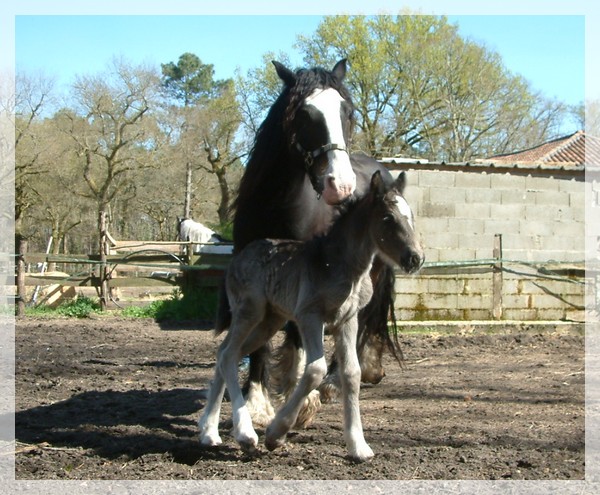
[14,316,584,480]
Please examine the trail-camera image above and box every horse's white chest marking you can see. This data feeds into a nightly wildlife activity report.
[394,195,414,230]
[305,88,345,145]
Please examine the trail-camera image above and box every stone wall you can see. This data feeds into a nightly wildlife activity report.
[387,165,589,321]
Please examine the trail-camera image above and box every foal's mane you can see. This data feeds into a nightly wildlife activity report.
[233,65,356,215]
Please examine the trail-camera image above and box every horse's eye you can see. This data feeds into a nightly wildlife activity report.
[383,214,394,223]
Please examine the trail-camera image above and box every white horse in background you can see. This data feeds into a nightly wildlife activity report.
[177,217,231,254]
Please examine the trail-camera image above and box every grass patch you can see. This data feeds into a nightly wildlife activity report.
[25,296,101,318]
[22,287,219,322]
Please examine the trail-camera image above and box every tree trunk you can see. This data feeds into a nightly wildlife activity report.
[16,238,27,317]
[184,161,193,218]
[216,169,231,225]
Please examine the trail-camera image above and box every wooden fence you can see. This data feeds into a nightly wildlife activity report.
[16,238,234,314]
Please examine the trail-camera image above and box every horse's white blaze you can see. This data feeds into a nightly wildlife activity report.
[306,88,355,203]
[394,195,414,230]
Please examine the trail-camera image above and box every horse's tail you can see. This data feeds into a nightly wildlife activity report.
[358,259,403,363]
[215,279,231,335]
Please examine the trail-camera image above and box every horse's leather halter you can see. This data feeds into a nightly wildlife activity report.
[295,141,349,196]
[295,142,348,167]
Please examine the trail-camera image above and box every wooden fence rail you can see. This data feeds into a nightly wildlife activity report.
[15,241,235,314]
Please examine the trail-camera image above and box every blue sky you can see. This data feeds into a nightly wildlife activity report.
[14,14,585,109]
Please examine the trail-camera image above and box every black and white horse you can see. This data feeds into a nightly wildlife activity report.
[219,59,405,426]
[200,171,423,461]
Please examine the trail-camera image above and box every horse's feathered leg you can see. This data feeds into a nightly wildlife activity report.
[318,258,399,403]
[244,344,275,427]
[265,315,327,451]
[271,322,321,428]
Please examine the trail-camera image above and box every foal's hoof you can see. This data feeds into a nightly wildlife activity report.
[235,431,259,453]
[264,426,286,451]
[199,432,222,447]
[238,438,258,454]
[264,434,286,451]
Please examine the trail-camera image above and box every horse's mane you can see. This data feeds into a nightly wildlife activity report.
[233,65,356,216]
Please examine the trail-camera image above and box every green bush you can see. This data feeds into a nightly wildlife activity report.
[152,288,219,321]
[56,296,101,318]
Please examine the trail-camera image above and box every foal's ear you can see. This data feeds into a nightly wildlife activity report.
[393,171,407,194]
[370,170,386,198]
[272,61,297,87]
[331,59,347,82]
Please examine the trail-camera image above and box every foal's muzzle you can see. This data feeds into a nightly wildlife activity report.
[402,250,425,274]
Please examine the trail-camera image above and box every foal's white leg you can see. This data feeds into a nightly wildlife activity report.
[335,316,374,462]
[198,365,226,446]
[265,317,327,451]
[219,324,261,452]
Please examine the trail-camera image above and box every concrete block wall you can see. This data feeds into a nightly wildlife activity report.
[391,167,587,320]
[394,272,585,321]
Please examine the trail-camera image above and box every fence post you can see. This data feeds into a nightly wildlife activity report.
[16,238,27,316]
[99,211,109,311]
[492,233,503,320]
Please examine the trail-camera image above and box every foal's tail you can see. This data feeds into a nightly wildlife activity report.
[358,259,403,363]
[215,279,231,334]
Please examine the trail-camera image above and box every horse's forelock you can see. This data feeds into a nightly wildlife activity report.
[283,66,354,135]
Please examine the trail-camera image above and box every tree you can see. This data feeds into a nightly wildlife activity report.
[573,99,600,136]
[161,53,243,226]
[58,58,160,308]
[14,73,56,243]
[61,59,159,226]
[23,113,87,259]
[296,15,568,160]
[235,51,294,139]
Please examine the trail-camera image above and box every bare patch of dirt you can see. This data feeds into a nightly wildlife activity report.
[14,317,584,480]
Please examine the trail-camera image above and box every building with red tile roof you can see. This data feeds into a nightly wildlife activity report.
[488,130,600,169]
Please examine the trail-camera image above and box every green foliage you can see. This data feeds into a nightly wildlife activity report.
[161,52,230,106]
[118,289,219,322]
[25,296,101,318]
[209,221,233,241]
[151,288,219,322]
[295,15,568,161]
[120,301,164,318]
[56,296,101,318]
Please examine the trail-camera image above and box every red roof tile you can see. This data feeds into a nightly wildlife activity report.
[489,131,600,168]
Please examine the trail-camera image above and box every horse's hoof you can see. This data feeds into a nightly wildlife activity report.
[348,444,374,463]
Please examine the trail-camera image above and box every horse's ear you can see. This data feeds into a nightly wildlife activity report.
[272,61,296,87]
[394,171,407,194]
[370,170,386,198]
[331,59,347,82]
